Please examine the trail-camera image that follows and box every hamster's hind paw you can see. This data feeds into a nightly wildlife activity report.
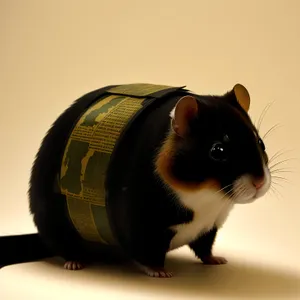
[201,255,228,265]
[134,262,173,278]
[64,261,85,270]
[144,267,173,278]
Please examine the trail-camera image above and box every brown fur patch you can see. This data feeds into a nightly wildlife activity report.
[155,132,220,192]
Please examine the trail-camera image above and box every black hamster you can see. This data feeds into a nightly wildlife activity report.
[1,83,271,278]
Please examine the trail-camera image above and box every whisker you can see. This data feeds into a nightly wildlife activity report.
[271,184,283,199]
[256,104,270,130]
[270,187,279,200]
[216,184,232,194]
[212,185,235,203]
[272,181,285,189]
[270,170,294,176]
[272,180,284,193]
[233,190,245,200]
[232,187,246,201]
[222,188,235,199]
[269,187,280,200]
[257,101,274,131]
[268,149,284,164]
[213,185,233,199]
[269,158,296,170]
[271,170,294,175]
[218,192,233,204]
[271,175,290,182]
[268,185,277,197]
[219,184,240,200]
[263,123,282,140]
[268,149,292,165]
[234,191,247,202]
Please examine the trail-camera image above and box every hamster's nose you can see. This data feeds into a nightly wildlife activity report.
[252,178,265,190]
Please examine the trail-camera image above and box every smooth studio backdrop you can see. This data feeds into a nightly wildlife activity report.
[0,1,300,299]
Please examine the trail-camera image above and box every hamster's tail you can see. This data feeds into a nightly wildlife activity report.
[0,233,54,268]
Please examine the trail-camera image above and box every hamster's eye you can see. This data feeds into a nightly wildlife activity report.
[258,138,265,151]
[209,142,228,162]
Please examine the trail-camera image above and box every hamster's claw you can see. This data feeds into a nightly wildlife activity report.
[144,267,173,278]
[202,256,228,265]
[64,261,84,270]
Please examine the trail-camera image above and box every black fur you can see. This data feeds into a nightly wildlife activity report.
[28,86,118,263]
[171,93,268,194]
[103,92,194,268]
[0,233,52,268]
[1,84,269,273]
[189,227,218,260]
[110,90,268,269]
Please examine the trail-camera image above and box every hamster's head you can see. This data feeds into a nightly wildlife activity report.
[156,84,271,204]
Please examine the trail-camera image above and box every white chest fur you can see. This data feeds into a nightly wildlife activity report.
[169,189,234,251]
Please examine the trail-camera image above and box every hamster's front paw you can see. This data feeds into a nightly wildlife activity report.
[64,261,85,270]
[201,256,228,265]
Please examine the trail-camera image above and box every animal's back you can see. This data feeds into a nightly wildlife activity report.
[27,84,183,262]
[28,87,114,260]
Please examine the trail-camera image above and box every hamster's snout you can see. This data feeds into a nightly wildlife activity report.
[252,177,265,190]
[231,166,271,204]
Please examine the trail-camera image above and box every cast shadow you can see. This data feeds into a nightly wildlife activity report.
[44,251,300,299]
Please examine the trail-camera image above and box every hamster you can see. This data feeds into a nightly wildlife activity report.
[1,83,271,278]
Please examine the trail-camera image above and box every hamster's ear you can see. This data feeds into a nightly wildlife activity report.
[171,95,198,137]
[233,83,251,112]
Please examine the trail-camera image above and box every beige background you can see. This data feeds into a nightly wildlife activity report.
[1,0,300,299]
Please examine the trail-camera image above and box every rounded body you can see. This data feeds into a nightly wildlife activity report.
[28,82,271,276]
[29,83,188,262]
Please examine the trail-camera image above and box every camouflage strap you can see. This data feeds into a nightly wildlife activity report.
[59,83,183,245]
[107,83,181,97]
